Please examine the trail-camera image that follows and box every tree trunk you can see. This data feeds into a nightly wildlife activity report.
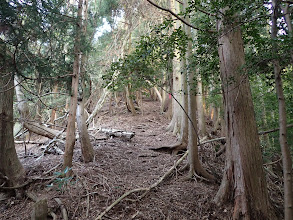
[166,0,182,135]
[76,101,94,162]
[35,75,42,122]
[271,1,293,219]
[76,0,94,163]
[50,83,58,129]
[183,0,214,180]
[281,2,293,64]
[214,12,276,219]
[0,45,25,186]
[196,72,207,138]
[63,0,83,172]
[125,84,136,115]
[86,87,110,125]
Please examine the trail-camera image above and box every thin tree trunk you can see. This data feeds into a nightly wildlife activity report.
[183,0,214,180]
[63,0,83,172]
[214,10,276,219]
[50,83,58,129]
[125,84,136,115]
[0,44,25,186]
[86,87,110,125]
[35,76,42,122]
[196,72,207,138]
[281,2,293,64]
[271,1,293,219]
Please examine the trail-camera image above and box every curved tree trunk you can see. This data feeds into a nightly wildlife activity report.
[214,12,276,219]
[0,45,25,186]
[86,87,110,125]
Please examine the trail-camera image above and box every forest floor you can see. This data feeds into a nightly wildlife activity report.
[0,98,283,220]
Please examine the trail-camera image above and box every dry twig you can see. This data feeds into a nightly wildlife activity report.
[95,150,188,220]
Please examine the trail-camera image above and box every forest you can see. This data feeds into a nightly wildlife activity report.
[0,0,292,219]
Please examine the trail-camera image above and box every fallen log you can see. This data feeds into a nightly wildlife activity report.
[100,128,135,140]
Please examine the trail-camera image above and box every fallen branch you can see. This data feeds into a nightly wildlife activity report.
[15,141,45,144]
[95,151,188,220]
[263,158,282,166]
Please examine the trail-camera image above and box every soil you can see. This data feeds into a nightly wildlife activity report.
[0,99,282,220]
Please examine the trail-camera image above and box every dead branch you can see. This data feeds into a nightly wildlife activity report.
[258,123,293,135]
[95,150,188,220]
[146,0,216,33]
[263,158,282,166]
[43,163,62,175]
[14,141,45,144]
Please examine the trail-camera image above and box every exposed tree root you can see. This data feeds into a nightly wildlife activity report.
[95,150,188,220]
[150,141,187,154]
[150,137,226,154]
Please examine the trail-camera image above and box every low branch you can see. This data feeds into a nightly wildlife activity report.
[258,123,293,135]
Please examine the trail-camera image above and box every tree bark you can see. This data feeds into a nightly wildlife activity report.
[271,1,293,219]
[75,0,94,163]
[63,0,83,172]
[214,11,276,219]
[196,72,207,138]
[0,45,25,186]
[166,0,182,135]
[50,83,58,129]
[125,84,136,115]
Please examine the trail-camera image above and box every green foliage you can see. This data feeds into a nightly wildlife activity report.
[102,20,189,92]
[47,167,75,192]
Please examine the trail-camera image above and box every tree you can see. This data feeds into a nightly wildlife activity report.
[213,7,276,219]
[166,0,183,135]
[76,0,94,163]
[271,1,293,218]
[0,42,25,187]
[63,0,85,171]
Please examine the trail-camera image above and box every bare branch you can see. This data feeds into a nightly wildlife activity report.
[145,0,216,33]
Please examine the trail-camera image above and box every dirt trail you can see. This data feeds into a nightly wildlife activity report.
[1,99,232,220]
